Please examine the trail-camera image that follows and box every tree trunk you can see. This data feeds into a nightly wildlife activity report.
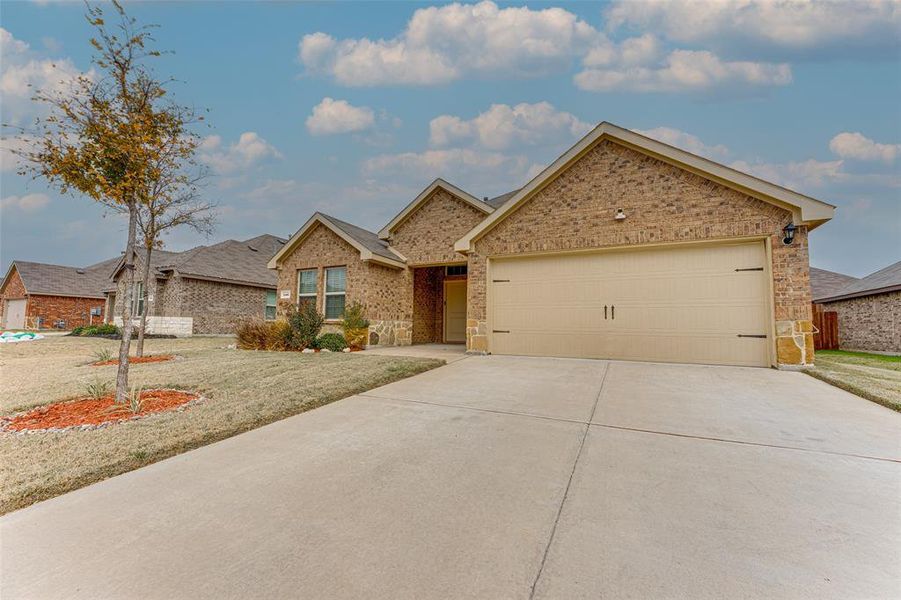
[115,203,138,404]
[136,244,153,357]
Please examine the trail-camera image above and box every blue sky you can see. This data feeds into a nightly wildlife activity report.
[2,0,899,277]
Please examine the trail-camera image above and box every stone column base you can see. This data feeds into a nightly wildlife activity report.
[775,319,814,367]
[466,319,488,353]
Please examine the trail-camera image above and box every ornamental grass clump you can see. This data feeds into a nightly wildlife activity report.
[235,319,293,351]
[341,301,370,350]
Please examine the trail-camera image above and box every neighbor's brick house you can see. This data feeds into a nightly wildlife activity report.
[269,122,835,368]
[108,234,285,335]
[0,259,118,330]
[812,261,901,354]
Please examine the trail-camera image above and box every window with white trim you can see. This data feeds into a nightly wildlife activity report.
[324,266,346,320]
[132,281,144,316]
[265,290,277,320]
[297,269,317,309]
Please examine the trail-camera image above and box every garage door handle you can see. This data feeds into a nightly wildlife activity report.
[611,305,615,320]
[735,267,764,271]
[604,305,607,319]
[737,334,767,338]
[492,330,510,334]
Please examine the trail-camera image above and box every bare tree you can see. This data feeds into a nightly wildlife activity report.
[9,2,206,402]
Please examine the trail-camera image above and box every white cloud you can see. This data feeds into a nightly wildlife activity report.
[575,49,791,93]
[198,132,282,175]
[0,27,88,125]
[730,158,846,190]
[429,102,592,150]
[829,132,900,163]
[1,192,50,212]
[298,1,602,86]
[306,97,376,136]
[605,0,901,58]
[634,127,730,160]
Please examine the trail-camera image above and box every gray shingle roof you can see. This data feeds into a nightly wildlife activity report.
[165,234,285,287]
[810,268,859,301]
[318,213,402,263]
[817,260,901,302]
[8,259,117,298]
[485,189,520,209]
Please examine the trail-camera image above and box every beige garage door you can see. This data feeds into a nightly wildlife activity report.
[4,299,27,329]
[489,242,771,367]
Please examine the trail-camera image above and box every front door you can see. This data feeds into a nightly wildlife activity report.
[444,280,467,343]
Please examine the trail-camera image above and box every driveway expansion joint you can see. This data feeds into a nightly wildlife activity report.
[528,361,610,599]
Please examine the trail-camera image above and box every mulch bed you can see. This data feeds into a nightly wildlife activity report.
[1,389,202,434]
[92,354,176,367]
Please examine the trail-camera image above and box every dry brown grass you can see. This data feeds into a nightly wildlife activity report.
[805,350,901,412]
[0,335,442,514]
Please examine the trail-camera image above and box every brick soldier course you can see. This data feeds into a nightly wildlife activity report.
[272,122,839,367]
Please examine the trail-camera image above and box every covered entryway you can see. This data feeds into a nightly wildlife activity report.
[412,265,468,344]
[4,298,27,329]
[488,241,771,367]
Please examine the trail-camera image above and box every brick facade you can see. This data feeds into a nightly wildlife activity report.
[387,189,488,265]
[820,291,901,353]
[1,266,105,330]
[111,269,271,335]
[465,140,814,365]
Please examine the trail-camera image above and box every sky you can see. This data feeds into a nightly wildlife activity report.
[1,0,899,278]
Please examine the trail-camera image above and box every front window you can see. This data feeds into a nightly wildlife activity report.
[297,269,317,309]
[265,290,277,320]
[132,282,144,316]
[446,264,467,277]
[324,266,346,320]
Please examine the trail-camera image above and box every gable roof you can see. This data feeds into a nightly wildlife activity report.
[486,189,520,209]
[377,178,494,240]
[2,257,119,299]
[810,267,859,301]
[111,234,286,289]
[816,260,901,303]
[268,213,406,270]
[455,122,836,253]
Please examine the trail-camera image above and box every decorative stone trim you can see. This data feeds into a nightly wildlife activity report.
[466,319,488,354]
[368,319,412,347]
[775,319,815,367]
[113,316,193,337]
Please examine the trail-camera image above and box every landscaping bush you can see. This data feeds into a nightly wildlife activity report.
[341,301,370,350]
[286,302,324,350]
[235,319,293,351]
[315,332,347,352]
[71,323,120,337]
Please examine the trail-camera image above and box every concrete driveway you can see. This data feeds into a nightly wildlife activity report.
[3,356,900,599]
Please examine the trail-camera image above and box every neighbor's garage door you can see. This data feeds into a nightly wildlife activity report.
[4,299,27,329]
[488,242,771,367]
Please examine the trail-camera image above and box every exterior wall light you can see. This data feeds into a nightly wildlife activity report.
[614,208,626,220]
[782,222,797,245]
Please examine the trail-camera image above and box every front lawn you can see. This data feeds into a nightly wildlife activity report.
[0,336,442,514]
[805,350,901,412]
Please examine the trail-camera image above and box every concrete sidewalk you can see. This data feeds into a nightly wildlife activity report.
[2,357,899,599]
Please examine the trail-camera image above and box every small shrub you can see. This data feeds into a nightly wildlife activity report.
[76,323,120,337]
[341,301,370,350]
[71,326,85,336]
[286,302,324,350]
[315,332,347,352]
[84,378,112,400]
[92,347,114,363]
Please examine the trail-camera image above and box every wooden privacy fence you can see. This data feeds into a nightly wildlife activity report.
[812,303,838,350]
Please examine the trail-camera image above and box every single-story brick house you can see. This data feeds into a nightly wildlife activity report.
[269,122,835,368]
[0,258,119,330]
[812,261,901,354]
[108,234,285,335]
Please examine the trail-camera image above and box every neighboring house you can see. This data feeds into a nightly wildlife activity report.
[813,261,901,354]
[269,122,835,368]
[0,258,119,330]
[109,234,285,335]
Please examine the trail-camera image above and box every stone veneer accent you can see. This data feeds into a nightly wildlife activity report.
[820,291,901,353]
[114,316,193,337]
[465,139,815,367]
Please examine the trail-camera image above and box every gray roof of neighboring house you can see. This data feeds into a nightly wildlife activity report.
[318,213,401,263]
[810,268,859,301]
[485,189,520,209]
[5,257,120,298]
[815,260,901,303]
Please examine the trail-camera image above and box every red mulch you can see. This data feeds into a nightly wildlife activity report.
[92,354,175,367]
[2,389,200,432]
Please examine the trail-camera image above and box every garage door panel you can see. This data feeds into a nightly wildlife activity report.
[488,242,770,367]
